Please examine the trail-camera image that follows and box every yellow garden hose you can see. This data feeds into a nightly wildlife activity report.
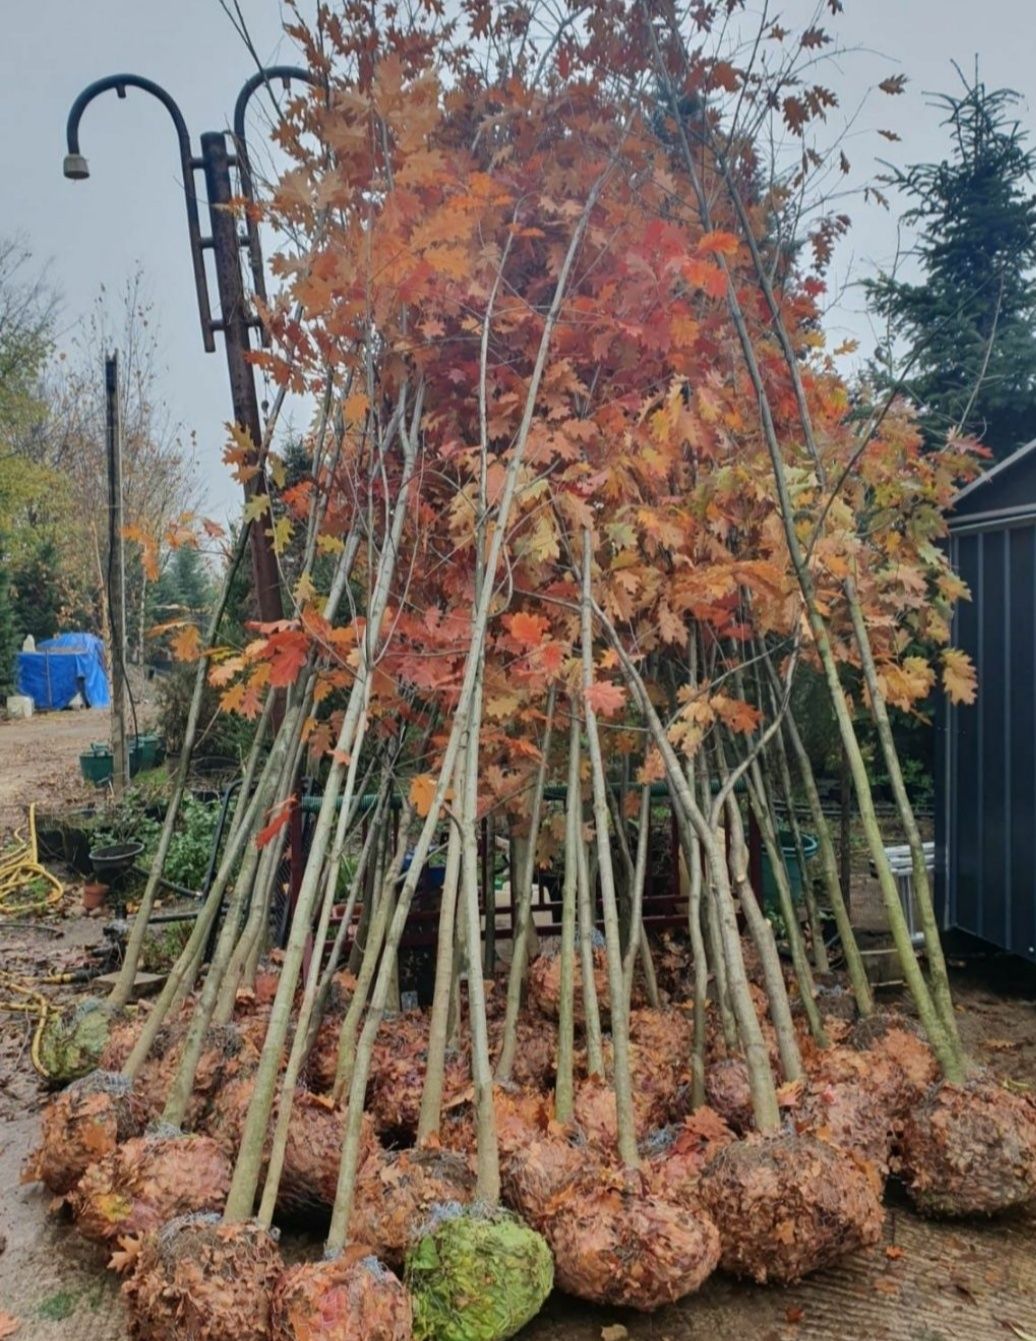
[0,804,65,915]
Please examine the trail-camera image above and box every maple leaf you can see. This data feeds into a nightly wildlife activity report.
[0,1315,19,1339]
[122,523,159,581]
[586,680,626,718]
[507,611,550,647]
[171,624,202,662]
[410,773,438,817]
[942,648,977,705]
[209,654,244,687]
[710,694,761,733]
[265,629,309,688]
[244,492,271,524]
[264,516,290,557]
[697,230,739,258]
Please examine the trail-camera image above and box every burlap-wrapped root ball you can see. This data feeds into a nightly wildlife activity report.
[406,1203,553,1341]
[644,1107,736,1205]
[369,1042,470,1141]
[544,1173,720,1310]
[25,1071,147,1196]
[500,1133,593,1231]
[72,1130,231,1244]
[488,1014,557,1091]
[526,936,612,1027]
[795,1078,896,1179]
[207,1077,377,1219]
[572,1069,670,1149]
[897,1077,1036,1216]
[272,1248,412,1341]
[122,1214,282,1341]
[699,1132,883,1283]
[440,1084,552,1165]
[845,1014,939,1113]
[352,1148,476,1268]
[37,998,122,1085]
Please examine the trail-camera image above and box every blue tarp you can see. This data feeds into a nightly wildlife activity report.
[16,632,111,711]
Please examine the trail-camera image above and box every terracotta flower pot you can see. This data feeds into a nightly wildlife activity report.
[82,882,109,912]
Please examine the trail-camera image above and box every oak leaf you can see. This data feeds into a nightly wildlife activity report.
[409,773,438,818]
[586,680,626,718]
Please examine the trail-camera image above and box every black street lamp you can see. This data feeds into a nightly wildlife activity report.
[63,67,316,624]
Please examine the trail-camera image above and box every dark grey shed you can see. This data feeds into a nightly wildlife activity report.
[937,438,1036,962]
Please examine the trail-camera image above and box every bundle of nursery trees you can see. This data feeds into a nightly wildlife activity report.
[27,3,1036,1339]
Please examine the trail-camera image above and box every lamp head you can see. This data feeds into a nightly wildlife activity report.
[63,153,90,180]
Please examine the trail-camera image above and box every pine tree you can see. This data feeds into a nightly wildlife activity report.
[866,67,1036,458]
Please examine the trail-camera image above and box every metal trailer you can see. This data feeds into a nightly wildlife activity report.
[938,437,1036,962]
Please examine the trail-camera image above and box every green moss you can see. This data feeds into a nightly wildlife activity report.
[406,1204,554,1341]
[37,999,117,1084]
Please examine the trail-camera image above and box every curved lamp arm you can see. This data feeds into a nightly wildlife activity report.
[232,65,320,338]
[64,74,215,352]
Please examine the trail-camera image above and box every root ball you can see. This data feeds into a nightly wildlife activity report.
[272,1249,412,1341]
[545,1174,719,1310]
[123,1214,282,1341]
[352,1148,476,1268]
[72,1131,231,1244]
[26,1071,147,1196]
[897,1077,1036,1216]
[406,1204,553,1341]
[699,1132,883,1283]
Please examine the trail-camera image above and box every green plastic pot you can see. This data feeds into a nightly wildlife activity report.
[761,829,818,908]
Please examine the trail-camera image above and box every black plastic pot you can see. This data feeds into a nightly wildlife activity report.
[89,841,145,890]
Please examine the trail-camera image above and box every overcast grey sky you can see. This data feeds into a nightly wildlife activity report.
[1,1,1034,521]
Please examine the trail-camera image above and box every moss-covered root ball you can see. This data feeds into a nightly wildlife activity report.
[24,1071,147,1196]
[406,1204,554,1341]
[545,1179,720,1310]
[272,1250,412,1341]
[71,1130,231,1245]
[699,1132,884,1284]
[897,1077,1036,1216]
[37,998,120,1085]
[123,1215,282,1341]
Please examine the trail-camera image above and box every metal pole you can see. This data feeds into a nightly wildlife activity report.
[105,353,129,794]
[200,130,282,626]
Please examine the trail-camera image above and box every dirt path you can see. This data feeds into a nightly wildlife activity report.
[0,710,110,834]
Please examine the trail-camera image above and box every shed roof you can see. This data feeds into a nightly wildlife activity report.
[950,437,1036,529]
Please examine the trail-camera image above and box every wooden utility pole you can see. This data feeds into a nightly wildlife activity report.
[105,352,129,794]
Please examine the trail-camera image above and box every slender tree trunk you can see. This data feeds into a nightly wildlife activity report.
[554,708,581,1122]
[496,686,556,1080]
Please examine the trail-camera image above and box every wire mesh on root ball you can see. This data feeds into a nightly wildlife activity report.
[368,1041,470,1141]
[542,1171,720,1310]
[643,1107,736,1206]
[121,1214,283,1341]
[704,1057,758,1134]
[71,1129,231,1244]
[844,1015,939,1113]
[37,998,122,1085]
[572,1068,671,1149]
[698,1131,884,1284]
[405,1202,554,1341]
[351,1147,477,1268]
[793,1078,896,1180]
[141,1023,262,1130]
[896,1076,1036,1216]
[272,1248,412,1341]
[500,1132,595,1231]
[25,1070,148,1196]
[487,1014,557,1091]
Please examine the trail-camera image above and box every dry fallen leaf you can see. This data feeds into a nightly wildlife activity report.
[601,1327,629,1341]
[885,1245,904,1260]
[0,1313,20,1339]
[785,1305,805,1324]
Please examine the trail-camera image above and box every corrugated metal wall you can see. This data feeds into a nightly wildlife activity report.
[940,515,1036,961]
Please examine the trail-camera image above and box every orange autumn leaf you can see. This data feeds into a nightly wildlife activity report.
[586,680,626,718]
[507,611,551,647]
[409,773,438,817]
[170,624,202,662]
[942,647,977,705]
[256,797,295,849]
